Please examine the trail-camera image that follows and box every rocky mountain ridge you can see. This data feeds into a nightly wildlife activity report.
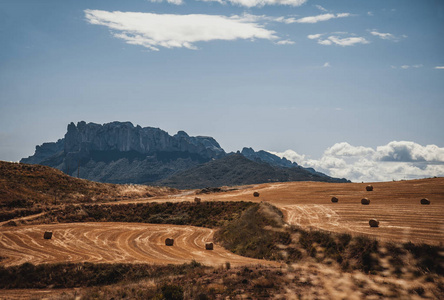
[21,121,349,186]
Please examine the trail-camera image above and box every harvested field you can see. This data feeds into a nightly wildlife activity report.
[162,178,444,245]
[0,223,279,268]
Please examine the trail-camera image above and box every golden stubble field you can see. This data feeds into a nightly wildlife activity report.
[0,222,277,268]
[0,177,442,269]
[169,177,444,245]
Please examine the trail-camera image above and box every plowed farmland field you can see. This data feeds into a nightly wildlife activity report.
[167,178,444,245]
[1,178,442,269]
[0,223,278,267]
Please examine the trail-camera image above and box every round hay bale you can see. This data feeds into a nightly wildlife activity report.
[194,197,201,204]
[43,231,53,239]
[331,197,339,203]
[369,219,379,227]
[366,185,373,191]
[165,238,174,246]
[361,198,370,205]
[420,198,430,205]
[253,192,260,197]
[205,242,214,250]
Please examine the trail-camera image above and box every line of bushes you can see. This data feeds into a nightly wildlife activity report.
[33,201,255,228]
[0,261,205,289]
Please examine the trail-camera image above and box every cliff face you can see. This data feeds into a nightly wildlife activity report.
[21,121,349,186]
[21,121,226,184]
[62,121,224,159]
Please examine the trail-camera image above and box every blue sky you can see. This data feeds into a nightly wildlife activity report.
[1,0,443,181]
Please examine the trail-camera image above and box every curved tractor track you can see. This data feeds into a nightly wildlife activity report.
[0,223,278,268]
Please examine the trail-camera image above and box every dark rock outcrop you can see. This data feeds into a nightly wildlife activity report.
[22,121,349,186]
[21,121,225,184]
[21,139,64,165]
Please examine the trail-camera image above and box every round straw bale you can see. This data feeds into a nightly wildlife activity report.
[420,198,430,205]
[369,219,379,227]
[366,185,373,191]
[165,238,174,246]
[253,192,260,197]
[331,197,339,203]
[43,231,53,239]
[361,198,370,205]
[194,197,201,204]
[205,242,214,250]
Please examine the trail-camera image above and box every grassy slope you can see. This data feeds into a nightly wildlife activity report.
[0,160,176,207]
[156,153,348,189]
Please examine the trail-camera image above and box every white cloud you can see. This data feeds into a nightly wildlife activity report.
[268,149,306,163]
[323,62,331,67]
[318,39,332,45]
[370,30,406,42]
[435,66,444,69]
[370,31,395,40]
[315,5,327,12]
[307,33,323,40]
[394,64,422,69]
[374,141,444,162]
[318,36,369,47]
[199,0,307,8]
[276,39,295,45]
[295,13,350,24]
[269,141,444,182]
[367,11,374,16]
[84,10,279,51]
[149,0,183,4]
[324,142,375,157]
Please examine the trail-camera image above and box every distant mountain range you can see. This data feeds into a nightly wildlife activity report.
[21,121,349,188]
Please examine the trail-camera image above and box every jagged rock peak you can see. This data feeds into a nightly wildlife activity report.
[175,130,189,138]
[64,121,226,157]
[22,121,226,169]
[241,147,299,168]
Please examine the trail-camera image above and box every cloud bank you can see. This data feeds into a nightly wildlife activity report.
[84,10,278,51]
[269,141,444,182]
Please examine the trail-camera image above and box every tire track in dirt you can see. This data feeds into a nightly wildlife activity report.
[0,223,280,268]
